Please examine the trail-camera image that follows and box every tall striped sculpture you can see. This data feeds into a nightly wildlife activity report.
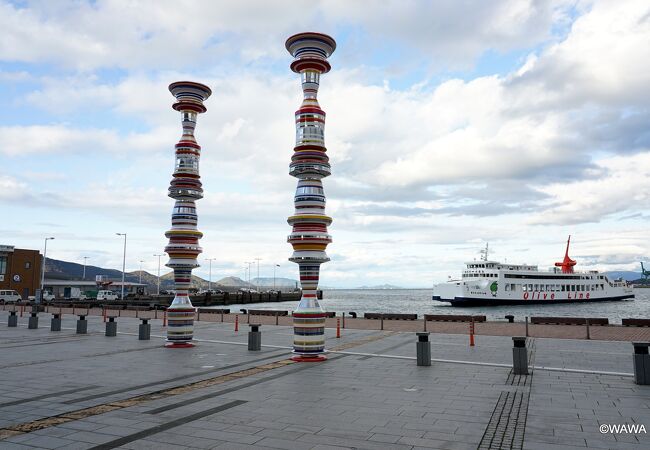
[164,81,211,348]
[286,32,336,362]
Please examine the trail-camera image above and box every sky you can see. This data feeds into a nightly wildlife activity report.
[1,0,649,288]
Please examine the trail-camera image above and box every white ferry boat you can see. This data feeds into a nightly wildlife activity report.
[433,238,634,306]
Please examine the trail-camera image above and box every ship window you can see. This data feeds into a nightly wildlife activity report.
[571,285,575,291]
[505,284,510,291]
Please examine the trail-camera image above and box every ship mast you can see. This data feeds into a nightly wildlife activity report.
[480,243,489,262]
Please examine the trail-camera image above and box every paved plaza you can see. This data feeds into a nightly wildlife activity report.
[1,310,649,449]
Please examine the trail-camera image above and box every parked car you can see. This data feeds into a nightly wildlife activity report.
[0,290,22,303]
[96,290,118,301]
[42,291,55,301]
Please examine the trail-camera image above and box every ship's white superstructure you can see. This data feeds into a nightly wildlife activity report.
[433,240,634,306]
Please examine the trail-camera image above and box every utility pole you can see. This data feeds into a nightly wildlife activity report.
[139,260,144,284]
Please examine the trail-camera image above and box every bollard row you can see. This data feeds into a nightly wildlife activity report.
[5,311,650,385]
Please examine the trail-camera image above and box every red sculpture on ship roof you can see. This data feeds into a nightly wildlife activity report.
[555,235,577,274]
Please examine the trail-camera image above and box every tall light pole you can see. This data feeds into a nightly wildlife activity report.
[245,261,253,286]
[40,237,54,300]
[82,256,89,280]
[153,254,163,295]
[273,264,280,290]
[116,233,126,300]
[206,258,217,291]
[254,258,262,292]
[138,260,144,284]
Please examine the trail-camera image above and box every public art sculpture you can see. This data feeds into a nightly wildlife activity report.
[286,32,336,361]
[164,81,211,347]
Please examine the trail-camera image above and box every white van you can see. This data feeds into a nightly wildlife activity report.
[0,290,22,303]
[97,290,118,301]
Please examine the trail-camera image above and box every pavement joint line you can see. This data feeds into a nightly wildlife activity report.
[358,338,413,360]
[0,359,294,441]
[87,400,248,450]
[63,350,289,405]
[329,349,636,376]
[0,385,100,408]
[144,355,335,414]
[0,327,376,441]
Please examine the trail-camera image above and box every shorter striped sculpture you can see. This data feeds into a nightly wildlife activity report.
[164,81,211,347]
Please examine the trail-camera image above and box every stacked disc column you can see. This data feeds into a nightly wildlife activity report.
[285,32,336,362]
[164,81,212,348]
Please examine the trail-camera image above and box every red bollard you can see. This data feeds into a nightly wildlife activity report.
[162,310,167,327]
[235,314,239,332]
[336,317,341,338]
[469,319,475,347]
[103,307,106,323]
[20,304,24,317]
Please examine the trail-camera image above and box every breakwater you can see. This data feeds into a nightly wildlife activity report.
[43,290,306,308]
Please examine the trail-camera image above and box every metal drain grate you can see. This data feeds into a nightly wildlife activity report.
[478,390,529,450]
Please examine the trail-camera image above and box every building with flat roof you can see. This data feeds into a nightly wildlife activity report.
[43,279,148,299]
[0,245,42,299]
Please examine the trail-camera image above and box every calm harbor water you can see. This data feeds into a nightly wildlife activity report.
[212,288,650,323]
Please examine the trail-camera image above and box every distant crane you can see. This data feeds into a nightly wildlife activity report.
[554,235,577,274]
[641,262,650,280]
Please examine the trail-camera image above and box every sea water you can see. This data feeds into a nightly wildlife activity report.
[210,288,650,322]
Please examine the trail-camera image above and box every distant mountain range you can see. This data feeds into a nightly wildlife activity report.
[43,258,298,291]
[357,284,404,289]
[604,271,644,282]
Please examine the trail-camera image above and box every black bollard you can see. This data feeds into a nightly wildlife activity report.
[76,315,87,334]
[8,310,18,327]
[105,317,117,337]
[51,313,61,332]
[416,332,431,366]
[632,342,650,385]
[139,318,150,340]
[248,324,261,351]
[28,312,39,329]
[512,337,528,375]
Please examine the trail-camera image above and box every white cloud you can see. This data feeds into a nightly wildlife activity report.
[528,152,650,224]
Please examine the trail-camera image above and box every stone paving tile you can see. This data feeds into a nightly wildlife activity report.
[4,312,650,450]
[61,430,117,444]
[19,435,77,449]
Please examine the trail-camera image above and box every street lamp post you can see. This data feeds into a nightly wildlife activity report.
[153,254,163,295]
[40,237,54,300]
[245,261,253,287]
[82,256,89,280]
[139,260,144,284]
[273,264,280,291]
[116,233,126,300]
[206,258,217,291]
[254,258,262,292]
